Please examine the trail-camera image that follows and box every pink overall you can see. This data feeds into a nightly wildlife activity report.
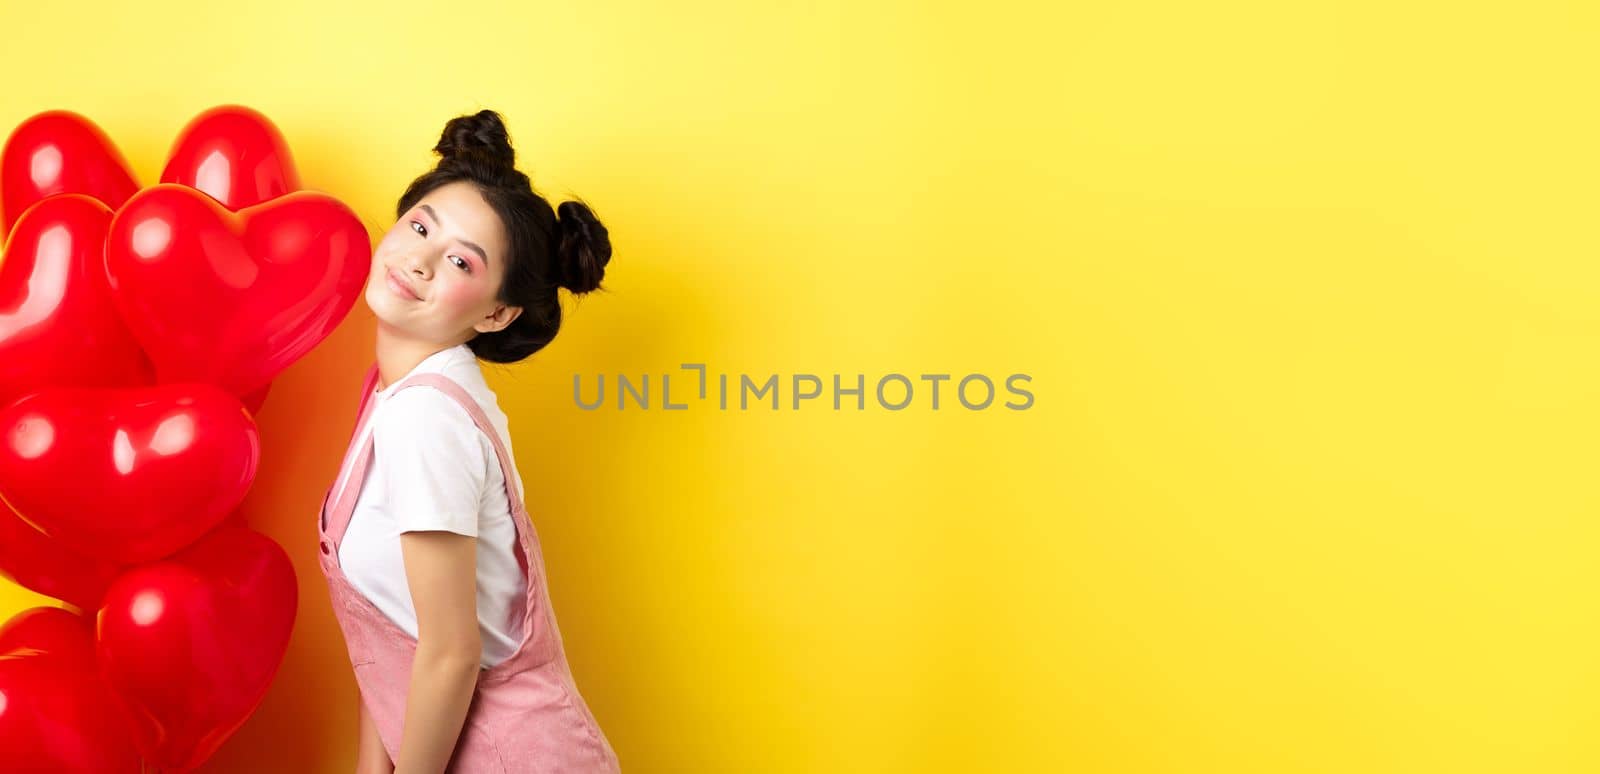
[317,363,621,772]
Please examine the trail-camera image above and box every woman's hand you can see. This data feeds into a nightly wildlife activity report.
[393,529,483,774]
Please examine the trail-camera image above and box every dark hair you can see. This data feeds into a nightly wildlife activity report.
[396,109,611,363]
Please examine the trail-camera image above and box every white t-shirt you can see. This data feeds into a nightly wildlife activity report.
[333,343,528,668]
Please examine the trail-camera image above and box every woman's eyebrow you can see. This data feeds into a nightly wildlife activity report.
[419,203,491,267]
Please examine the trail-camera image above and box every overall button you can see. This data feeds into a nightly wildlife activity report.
[320,540,331,555]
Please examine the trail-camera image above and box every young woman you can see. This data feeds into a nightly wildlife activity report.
[315,109,620,773]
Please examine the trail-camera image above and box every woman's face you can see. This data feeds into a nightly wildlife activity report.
[365,180,520,345]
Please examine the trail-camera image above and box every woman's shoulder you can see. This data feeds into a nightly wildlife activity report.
[381,381,470,416]
[374,384,488,450]
[439,355,511,422]
[383,350,512,452]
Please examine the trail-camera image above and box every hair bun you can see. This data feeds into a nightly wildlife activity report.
[434,109,515,169]
[555,199,611,294]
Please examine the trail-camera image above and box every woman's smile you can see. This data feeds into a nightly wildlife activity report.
[385,267,422,301]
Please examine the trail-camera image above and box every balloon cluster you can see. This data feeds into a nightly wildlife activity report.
[0,105,370,771]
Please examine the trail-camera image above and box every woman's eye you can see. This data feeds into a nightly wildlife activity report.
[411,221,468,273]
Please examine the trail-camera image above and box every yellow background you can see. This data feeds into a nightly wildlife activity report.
[1,0,1596,771]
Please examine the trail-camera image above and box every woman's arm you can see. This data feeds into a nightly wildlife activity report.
[393,530,483,774]
[356,696,394,773]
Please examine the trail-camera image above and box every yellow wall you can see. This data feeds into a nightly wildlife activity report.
[2,1,1597,771]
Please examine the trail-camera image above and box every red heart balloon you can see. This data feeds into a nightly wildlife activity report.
[0,382,260,564]
[0,606,96,666]
[242,382,271,416]
[104,183,370,399]
[163,110,284,412]
[0,500,124,611]
[0,110,139,238]
[0,193,154,410]
[0,607,141,773]
[160,104,302,211]
[96,526,296,772]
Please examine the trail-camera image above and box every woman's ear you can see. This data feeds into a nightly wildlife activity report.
[475,303,523,334]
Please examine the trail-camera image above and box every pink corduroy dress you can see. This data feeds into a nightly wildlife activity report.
[318,362,621,772]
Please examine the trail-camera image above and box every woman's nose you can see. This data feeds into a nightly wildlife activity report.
[403,254,434,279]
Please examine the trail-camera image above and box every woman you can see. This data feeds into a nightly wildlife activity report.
[316,108,621,773]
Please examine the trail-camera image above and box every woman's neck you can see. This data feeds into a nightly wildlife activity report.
[374,322,462,391]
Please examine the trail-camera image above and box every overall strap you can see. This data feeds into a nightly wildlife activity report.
[321,362,383,532]
[349,362,382,442]
[394,374,525,512]
[324,371,525,548]
[395,375,553,675]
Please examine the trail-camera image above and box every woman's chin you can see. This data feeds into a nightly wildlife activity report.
[365,286,402,321]
[367,298,406,330]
